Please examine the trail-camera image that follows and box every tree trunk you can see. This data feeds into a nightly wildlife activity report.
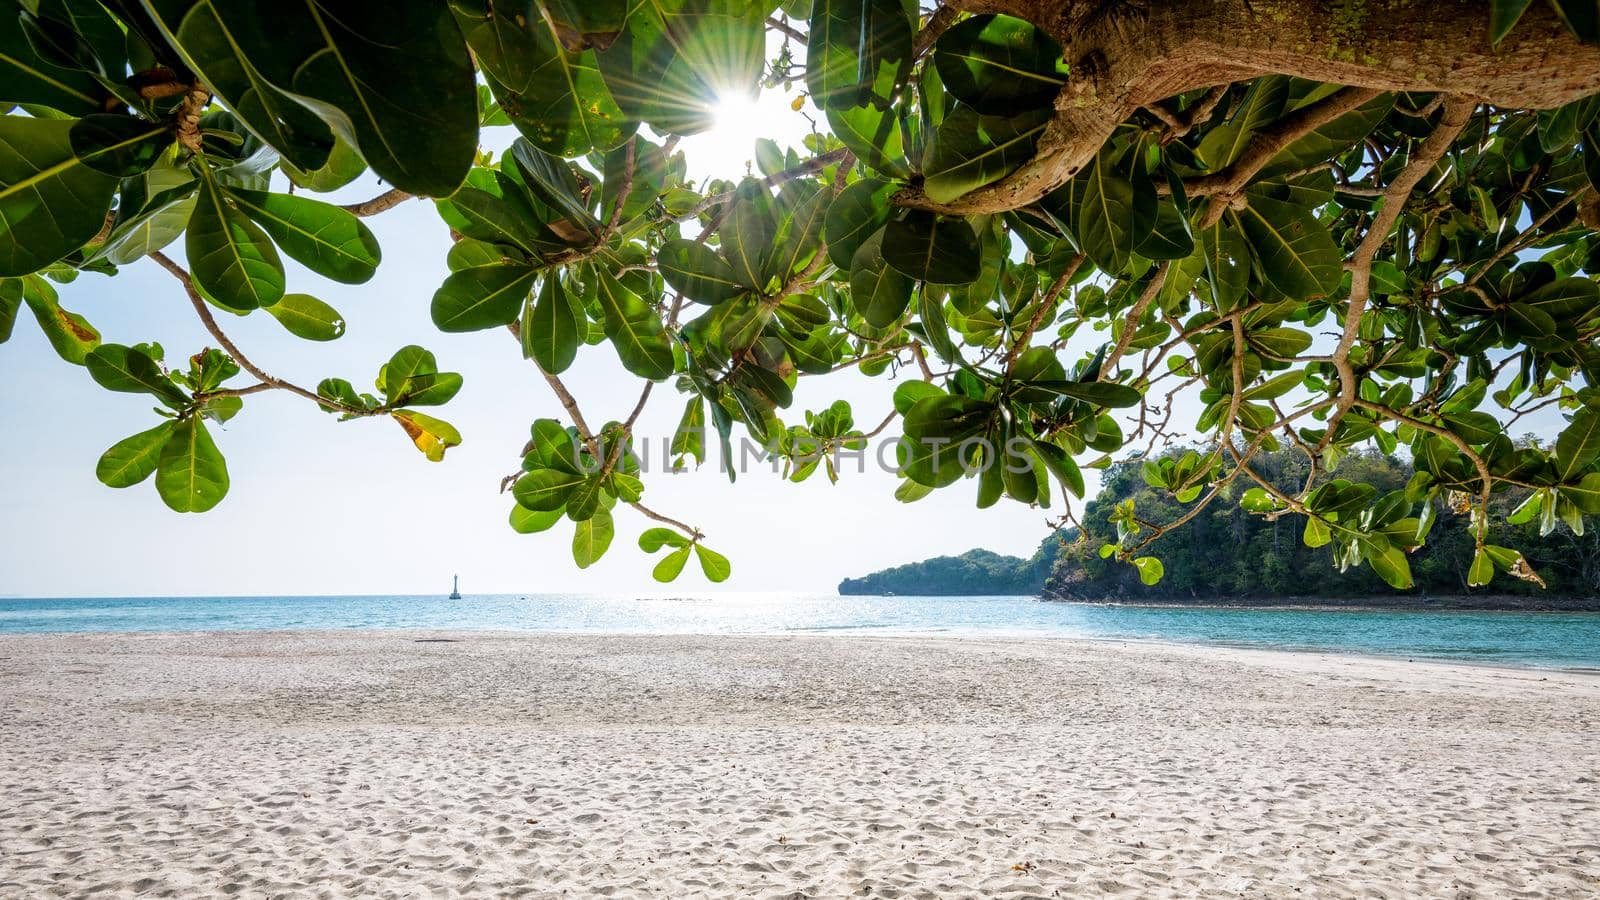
[899,0,1600,214]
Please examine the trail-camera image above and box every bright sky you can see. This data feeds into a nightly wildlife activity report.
[0,82,1071,599]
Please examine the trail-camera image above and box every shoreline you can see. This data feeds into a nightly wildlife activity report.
[0,624,1596,674]
[3,631,1596,896]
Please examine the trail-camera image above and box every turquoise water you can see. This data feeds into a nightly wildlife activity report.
[1,593,1597,669]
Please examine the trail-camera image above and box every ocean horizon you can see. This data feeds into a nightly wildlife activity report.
[3,592,1597,671]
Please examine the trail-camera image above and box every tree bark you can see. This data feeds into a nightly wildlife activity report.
[897,0,1600,215]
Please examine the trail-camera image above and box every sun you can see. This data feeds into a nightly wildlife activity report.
[675,89,816,182]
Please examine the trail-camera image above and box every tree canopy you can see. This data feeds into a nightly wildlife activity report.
[3,0,1600,589]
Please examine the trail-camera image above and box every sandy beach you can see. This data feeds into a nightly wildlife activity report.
[1,632,1597,898]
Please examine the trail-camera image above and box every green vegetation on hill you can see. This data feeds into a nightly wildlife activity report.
[1045,447,1600,602]
[838,538,1064,596]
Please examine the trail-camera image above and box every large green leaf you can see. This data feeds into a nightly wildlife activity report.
[596,0,767,135]
[0,277,18,343]
[454,0,636,157]
[658,239,747,304]
[571,507,614,568]
[922,104,1051,204]
[881,211,981,284]
[0,6,107,115]
[186,174,285,311]
[86,343,189,407]
[1260,94,1393,178]
[825,100,909,179]
[824,177,894,269]
[96,146,197,265]
[444,185,557,258]
[721,178,777,290]
[694,543,731,581]
[95,422,174,488]
[523,275,583,373]
[265,292,345,341]
[849,229,913,327]
[68,115,170,177]
[767,183,829,280]
[20,274,98,363]
[0,116,118,276]
[1556,407,1600,480]
[155,416,230,513]
[594,266,674,378]
[431,263,539,332]
[227,188,381,284]
[806,0,911,108]
[1073,147,1155,276]
[147,0,476,195]
[1232,193,1342,299]
[514,466,586,511]
[932,15,1068,116]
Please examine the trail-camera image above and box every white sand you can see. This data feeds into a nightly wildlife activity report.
[1,632,1597,898]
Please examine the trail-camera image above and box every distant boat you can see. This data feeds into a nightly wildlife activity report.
[449,575,461,600]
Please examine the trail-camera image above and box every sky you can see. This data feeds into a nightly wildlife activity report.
[0,87,1075,599]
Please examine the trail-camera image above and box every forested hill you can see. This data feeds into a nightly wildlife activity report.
[1045,447,1600,605]
[838,537,1065,596]
[840,447,1600,606]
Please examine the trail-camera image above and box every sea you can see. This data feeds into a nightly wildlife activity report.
[1,593,1597,670]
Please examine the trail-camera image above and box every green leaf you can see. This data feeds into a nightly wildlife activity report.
[1556,407,1600,480]
[68,115,170,177]
[639,527,690,551]
[510,503,564,534]
[694,544,731,582]
[95,422,175,488]
[1240,487,1277,512]
[227,188,381,284]
[1468,547,1495,586]
[431,263,539,332]
[1233,194,1342,299]
[1027,379,1142,408]
[806,0,911,108]
[597,0,767,135]
[594,266,674,379]
[390,372,462,408]
[523,275,584,374]
[1132,556,1164,586]
[767,184,829,281]
[1073,147,1155,276]
[391,410,462,462]
[85,343,188,408]
[658,239,747,304]
[0,278,18,343]
[187,174,285,311]
[849,229,913,327]
[1362,538,1413,590]
[20,275,98,363]
[1560,473,1600,514]
[282,137,366,193]
[881,211,981,284]
[824,177,895,269]
[454,0,636,157]
[0,9,107,115]
[0,116,118,276]
[515,467,586,512]
[148,0,478,196]
[722,178,777,290]
[1247,327,1314,359]
[1302,515,1331,548]
[652,545,692,581]
[265,293,346,341]
[922,105,1051,204]
[572,508,614,568]
[155,417,229,513]
[932,15,1068,116]
[825,101,909,179]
